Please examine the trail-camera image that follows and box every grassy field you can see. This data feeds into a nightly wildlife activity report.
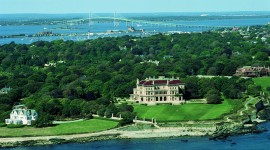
[253,77,270,92]
[0,119,118,137]
[133,99,242,122]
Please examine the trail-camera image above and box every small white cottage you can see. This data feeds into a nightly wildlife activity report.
[5,105,38,125]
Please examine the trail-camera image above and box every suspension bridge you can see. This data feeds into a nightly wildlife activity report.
[66,12,234,29]
[0,12,234,43]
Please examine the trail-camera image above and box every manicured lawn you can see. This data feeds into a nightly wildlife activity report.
[0,119,118,137]
[253,77,270,92]
[133,99,242,122]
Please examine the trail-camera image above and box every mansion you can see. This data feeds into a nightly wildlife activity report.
[234,66,270,77]
[130,76,185,105]
[5,105,38,125]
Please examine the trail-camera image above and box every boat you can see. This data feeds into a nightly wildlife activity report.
[200,14,208,17]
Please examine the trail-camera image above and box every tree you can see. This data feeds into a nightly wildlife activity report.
[207,67,217,75]
[254,52,268,61]
[223,88,242,99]
[69,100,82,118]
[266,86,270,93]
[105,103,119,118]
[97,105,106,116]
[118,111,135,126]
[206,89,221,104]
[247,85,262,96]
[118,103,134,112]
[34,113,54,128]
[182,77,201,99]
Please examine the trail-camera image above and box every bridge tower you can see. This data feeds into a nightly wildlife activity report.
[88,12,92,40]
[114,11,119,27]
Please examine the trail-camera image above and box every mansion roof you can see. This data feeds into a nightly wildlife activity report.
[236,66,270,72]
[138,76,183,86]
[10,105,37,117]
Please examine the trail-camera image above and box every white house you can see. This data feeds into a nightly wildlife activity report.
[5,105,38,125]
[0,87,12,94]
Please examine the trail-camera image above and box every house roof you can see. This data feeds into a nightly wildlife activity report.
[139,81,146,84]
[0,87,12,93]
[143,81,153,85]
[11,109,38,116]
[11,105,38,116]
[153,80,167,84]
[169,80,182,84]
[138,79,183,86]
[236,66,270,73]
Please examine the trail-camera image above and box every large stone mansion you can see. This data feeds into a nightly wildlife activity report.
[130,76,185,105]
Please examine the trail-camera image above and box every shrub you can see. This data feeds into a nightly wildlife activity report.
[119,117,133,126]
[7,124,24,128]
[206,89,221,104]
[0,123,7,127]
[84,113,93,120]
[266,86,270,92]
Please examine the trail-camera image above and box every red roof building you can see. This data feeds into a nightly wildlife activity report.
[234,66,269,77]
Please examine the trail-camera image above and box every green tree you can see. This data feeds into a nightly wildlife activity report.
[206,89,221,104]
[247,85,262,96]
[254,52,269,61]
[34,113,54,128]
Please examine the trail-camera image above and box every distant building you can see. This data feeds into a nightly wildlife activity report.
[37,31,52,35]
[261,37,267,42]
[128,26,136,32]
[0,87,12,94]
[140,60,160,66]
[234,66,270,77]
[130,76,185,105]
[5,105,38,125]
[44,62,56,67]
[128,26,144,33]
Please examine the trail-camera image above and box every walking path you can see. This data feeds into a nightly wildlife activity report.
[239,96,256,115]
[52,119,84,124]
[224,96,258,122]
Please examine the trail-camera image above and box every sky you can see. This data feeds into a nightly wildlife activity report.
[0,0,270,14]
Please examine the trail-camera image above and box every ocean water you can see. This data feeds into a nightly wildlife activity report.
[0,14,269,45]
[2,122,270,150]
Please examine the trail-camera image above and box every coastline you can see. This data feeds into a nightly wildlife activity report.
[0,125,215,148]
[0,96,267,148]
[0,122,263,148]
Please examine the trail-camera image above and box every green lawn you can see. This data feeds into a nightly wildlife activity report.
[0,119,118,137]
[133,99,242,122]
[253,77,270,92]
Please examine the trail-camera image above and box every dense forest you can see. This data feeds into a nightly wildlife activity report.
[0,25,269,126]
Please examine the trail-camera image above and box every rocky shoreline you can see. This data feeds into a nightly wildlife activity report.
[0,134,121,148]
[210,123,266,140]
[0,122,266,148]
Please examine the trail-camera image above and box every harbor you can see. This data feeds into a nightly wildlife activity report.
[1,13,269,45]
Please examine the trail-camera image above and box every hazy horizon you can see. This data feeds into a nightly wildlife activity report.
[1,0,270,14]
[1,11,270,15]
